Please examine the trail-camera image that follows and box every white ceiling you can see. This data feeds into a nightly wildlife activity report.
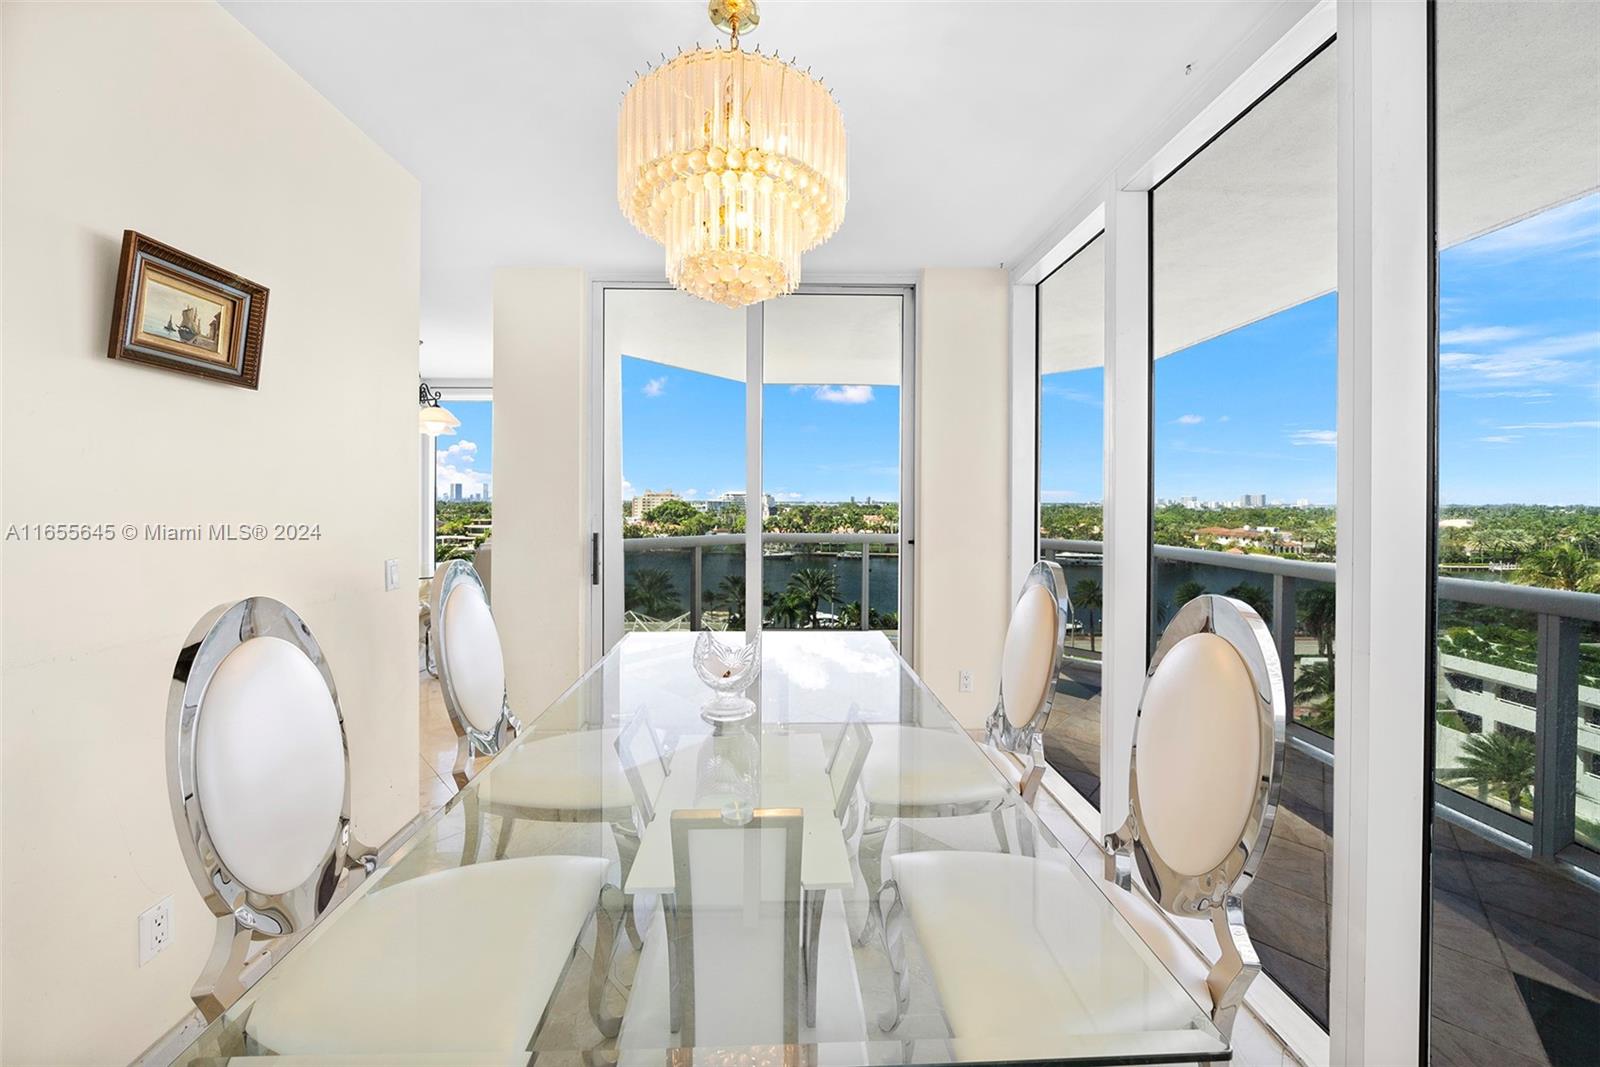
[222,0,1292,380]
[1041,2,1599,373]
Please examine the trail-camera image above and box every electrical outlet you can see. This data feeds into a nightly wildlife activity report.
[384,558,400,591]
[958,669,973,694]
[139,896,173,966]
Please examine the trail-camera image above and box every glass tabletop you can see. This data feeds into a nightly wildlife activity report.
[174,631,1226,1065]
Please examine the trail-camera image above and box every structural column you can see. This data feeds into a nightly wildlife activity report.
[1100,187,1151,837]
[1330,1,1431,1061]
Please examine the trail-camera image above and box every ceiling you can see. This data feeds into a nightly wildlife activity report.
[223,0,1291,380]
[1040,0,1599,374]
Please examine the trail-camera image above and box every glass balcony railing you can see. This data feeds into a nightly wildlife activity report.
[621,533,900,639]
[1041,538,1600,1030]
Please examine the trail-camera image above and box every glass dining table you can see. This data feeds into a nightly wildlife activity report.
[173,631,1227,1065]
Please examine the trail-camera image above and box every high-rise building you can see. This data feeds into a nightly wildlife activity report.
[1238,493,1266,507]
[452,483,463,501]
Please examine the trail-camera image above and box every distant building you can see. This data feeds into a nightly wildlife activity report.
[630,489,680,521]
[1295,498,1312,508]
[452,483,463,501]
[1238,493,1267,507]
[713,490,773,519]
[482,481,491,502]
[1180,496,1200,509]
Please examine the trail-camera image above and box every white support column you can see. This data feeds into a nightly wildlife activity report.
[1100,188,1151,837]
[745,302,764,635]
[1330,2,1430,1062]
[1008,281,1038,595]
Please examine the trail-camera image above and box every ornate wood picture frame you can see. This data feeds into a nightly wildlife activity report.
[107,231,269,389]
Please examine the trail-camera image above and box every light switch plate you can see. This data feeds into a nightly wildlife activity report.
[958,669,973,694]
[384,558,400,591]
[139,896,172,966]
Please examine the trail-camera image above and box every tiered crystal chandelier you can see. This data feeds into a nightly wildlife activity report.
[618,0,847,308]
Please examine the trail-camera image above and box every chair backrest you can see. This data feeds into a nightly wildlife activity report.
[669,808,803,1047]
[615,707,671,823]
[992,560,1071,747]
[430,559,509,748]
[1124,594,1285,915]
[825,708,873,821]
[168,597,355,945]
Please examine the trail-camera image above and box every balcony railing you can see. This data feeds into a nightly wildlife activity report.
[622,532,898,631]
[1043,537,1600,880]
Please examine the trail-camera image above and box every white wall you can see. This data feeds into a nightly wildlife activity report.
[0,3,420,1062]
[492,269,591,715]
[915,269,1012,728]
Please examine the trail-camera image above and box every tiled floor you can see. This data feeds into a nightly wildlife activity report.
[417,672,1301,1065]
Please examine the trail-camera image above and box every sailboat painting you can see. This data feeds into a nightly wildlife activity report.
[136,269,228,356]
[108,230,269,389]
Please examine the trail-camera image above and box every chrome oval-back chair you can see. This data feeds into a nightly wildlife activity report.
[168,595,620,1053]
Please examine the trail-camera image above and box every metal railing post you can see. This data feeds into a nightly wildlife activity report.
[690,546,703,632]
[1532,612,1578,860]
[1271,574,1299,710]
[861,544,871,630]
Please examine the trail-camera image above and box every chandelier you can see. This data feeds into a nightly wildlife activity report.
[618,0,847,308]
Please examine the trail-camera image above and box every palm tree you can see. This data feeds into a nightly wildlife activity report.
[787,567,840,628]
[707,574,746,629]
[1514,543,1600,593]
[837,601,863,629]
[764,589,808,629]
[1071,577,1102,653]
[1172,580,1207,610]
[1224,582,1272,625]
[1440,731,1536,815]
[1299,585,1337,659]
[1293,659,1336,734]
[625,567,678,620]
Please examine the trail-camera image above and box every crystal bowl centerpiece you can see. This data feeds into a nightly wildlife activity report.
[692,631,761,723]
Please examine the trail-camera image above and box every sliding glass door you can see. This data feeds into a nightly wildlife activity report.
[598,286,914,654]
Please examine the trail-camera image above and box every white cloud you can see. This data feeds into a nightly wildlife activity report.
[1439,325,1526,346]
[1456,196,1600,261]
[622,478,636,500]
[1218,415,1230,423]
[436,459,490,497]
[441,439,478,464]
[1041,382,1102,406]
[642,377,667,397]
[1173,414,1204,426]
[812,384,874,404]
[1440,330,1600,389]
[1498,420,1599,431]
[770,491,805,502]
[681,488,699,499]
[1477,435,1520,444]
[1289,429,1337,447]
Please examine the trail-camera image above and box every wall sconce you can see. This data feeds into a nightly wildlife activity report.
[418,378,459,437]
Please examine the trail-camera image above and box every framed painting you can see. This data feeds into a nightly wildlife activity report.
[107,231,269,389]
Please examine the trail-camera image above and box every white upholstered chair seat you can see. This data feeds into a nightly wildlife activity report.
[858,725,1010,812]
[476,730,649,815]
[247,856,607,1056]
[889,851,1211,1049]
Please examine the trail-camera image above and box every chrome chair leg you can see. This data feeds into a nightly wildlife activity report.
[989,806,1010,854]
[588,885,624,1039]
[856,816,890,947]
[460,789,483,866]
[493,813,516,859]
[876,879,910,1033]
[608,819,645,952]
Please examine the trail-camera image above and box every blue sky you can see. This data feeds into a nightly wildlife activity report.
[621,355,901,503]
[1041,191,1598,507]
[434,399,493,499]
